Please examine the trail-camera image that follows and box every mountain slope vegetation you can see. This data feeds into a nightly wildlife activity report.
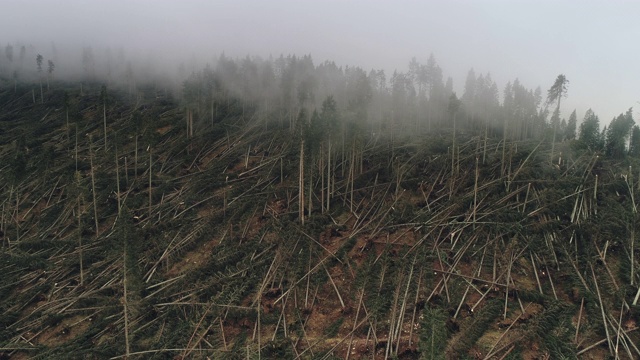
[0,62,639,359]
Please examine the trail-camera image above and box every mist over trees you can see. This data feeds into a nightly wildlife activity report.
[3,36,640,359]
[178,54,532,139]
[0,41,637,158]
[175,54,637,160]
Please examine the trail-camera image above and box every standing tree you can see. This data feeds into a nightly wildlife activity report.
[36,54,43,72]
[5,44,13,63]
[36,54,44,103]
[47,59,54,90]
[605,108,635,158]
[629,125,640,157]
[296,109,307,225]
[100,85,108,150]
[82,46,95,79]
[578,109,601,151]
[182,75,200,138]
[63,91,72,150]
[320,96,339,213]
[425,54,444,129]
[12,70,18,93]
[449,92,461,176]
[565,109,577,140]
[9,143,28,242]
[70,170,86,285]
[19,46,25,67]
[88,136,99,236]
[546,74,569,161]
[461,68,476,125]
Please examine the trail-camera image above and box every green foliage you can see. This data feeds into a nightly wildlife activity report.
[2,70,640,360]
[262,337,294,358]
[532,301,577,358]
[320,95,339,131]
[448,299,501,357]
[448,92,461,115]
[324,317,344,338]
[225,331,249,360]
[502,347,524,360]
[335,236,357,260]
[419,306,448,359]
[546,74,568,108]
[9,150,27,184]
[578,109,602,151]
[629,125,640,157]
[36,54,43,73]
[353,246,378,290]
[605,108,635,158]
[566,109,577,140]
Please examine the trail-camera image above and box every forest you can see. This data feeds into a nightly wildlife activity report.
[0,43,639,359]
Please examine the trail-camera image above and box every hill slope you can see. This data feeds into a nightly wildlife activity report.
[0,81,639,359]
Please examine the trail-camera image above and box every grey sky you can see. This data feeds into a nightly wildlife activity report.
[3,0,638,123]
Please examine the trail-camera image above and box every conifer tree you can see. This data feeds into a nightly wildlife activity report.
[36,54,43,72]
[36,54,44,103]
[47,59,54,90]
[546,74,568,160]
[5,44,13,63]
[605,108,635,158]
[629,125,640,157]
[579,109,601,151]
[566,109,577,140]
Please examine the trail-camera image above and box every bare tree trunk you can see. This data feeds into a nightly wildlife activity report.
[75,125,79,172]
[1,202,5,249]
[631,227,635,286]
[8,186,18,245]
[299,140,305,225]
[550,125,557,163]
[307,165,312,218]
[103,100,108,150]
[66,108,70,151]
[123,246,131,357]
[473,156,479,228]
[189,110,194,138]
[77,197,84,285]
[116,149,121,215]
[148,147,152,219]
[320,146,325,214]
[14,188,20,242]
[550,94,562,162]
[124,157,129,186]
[483,125,488,164]
[452,112,457,176]
[89,138,99,236]
[350,143,355,213]
[185,108,188,135]
[502,118,508,177]
[326,139,331,213]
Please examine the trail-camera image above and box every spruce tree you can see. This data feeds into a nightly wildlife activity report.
[546,74,568,160]
[566,109,577,140]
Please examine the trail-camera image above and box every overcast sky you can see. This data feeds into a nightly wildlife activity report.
[2,0,639,123]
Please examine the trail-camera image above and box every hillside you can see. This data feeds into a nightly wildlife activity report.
[0,80,639,360]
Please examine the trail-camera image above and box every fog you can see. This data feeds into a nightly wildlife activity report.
[1,0,639,123]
